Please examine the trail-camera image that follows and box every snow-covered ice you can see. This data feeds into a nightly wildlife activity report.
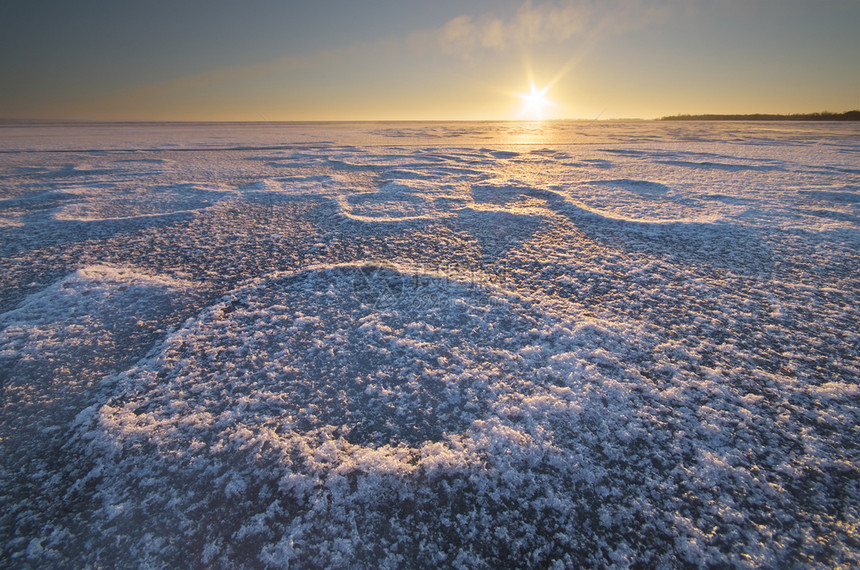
[1,121,858,567]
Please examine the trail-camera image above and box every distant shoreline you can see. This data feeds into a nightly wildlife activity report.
[659,110,860,121]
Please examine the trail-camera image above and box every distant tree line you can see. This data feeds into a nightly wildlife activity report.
[659,110,860,121]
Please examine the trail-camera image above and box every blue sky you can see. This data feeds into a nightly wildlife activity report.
[1,0,858,120]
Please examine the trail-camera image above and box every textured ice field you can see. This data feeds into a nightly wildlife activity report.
[1,121,858,568]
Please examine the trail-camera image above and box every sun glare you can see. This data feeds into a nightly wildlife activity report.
[516,81,556,121]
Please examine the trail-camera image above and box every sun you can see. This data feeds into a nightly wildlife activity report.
[516,81,555,121]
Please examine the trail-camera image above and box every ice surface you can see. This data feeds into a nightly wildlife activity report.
[1,121,858,567]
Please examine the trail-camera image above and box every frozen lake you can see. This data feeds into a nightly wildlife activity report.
[1,120,858,567]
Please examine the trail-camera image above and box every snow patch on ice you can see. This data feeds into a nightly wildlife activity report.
[336,180,463,222]
[0,263,204,528]
[1,264,201,419]
[53,183,233,221]
[240,175,347,197]
[68,263,666,565]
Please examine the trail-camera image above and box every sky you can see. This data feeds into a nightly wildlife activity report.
[1,0,858,121]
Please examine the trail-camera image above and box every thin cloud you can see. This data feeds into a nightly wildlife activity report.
[437,0,674,57]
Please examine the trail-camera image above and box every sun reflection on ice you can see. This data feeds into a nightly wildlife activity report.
[502,121,553,146]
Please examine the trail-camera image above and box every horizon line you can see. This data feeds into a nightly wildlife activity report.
[2,110,858,126]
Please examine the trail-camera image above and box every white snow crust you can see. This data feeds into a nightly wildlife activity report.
[1,121,858,568]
